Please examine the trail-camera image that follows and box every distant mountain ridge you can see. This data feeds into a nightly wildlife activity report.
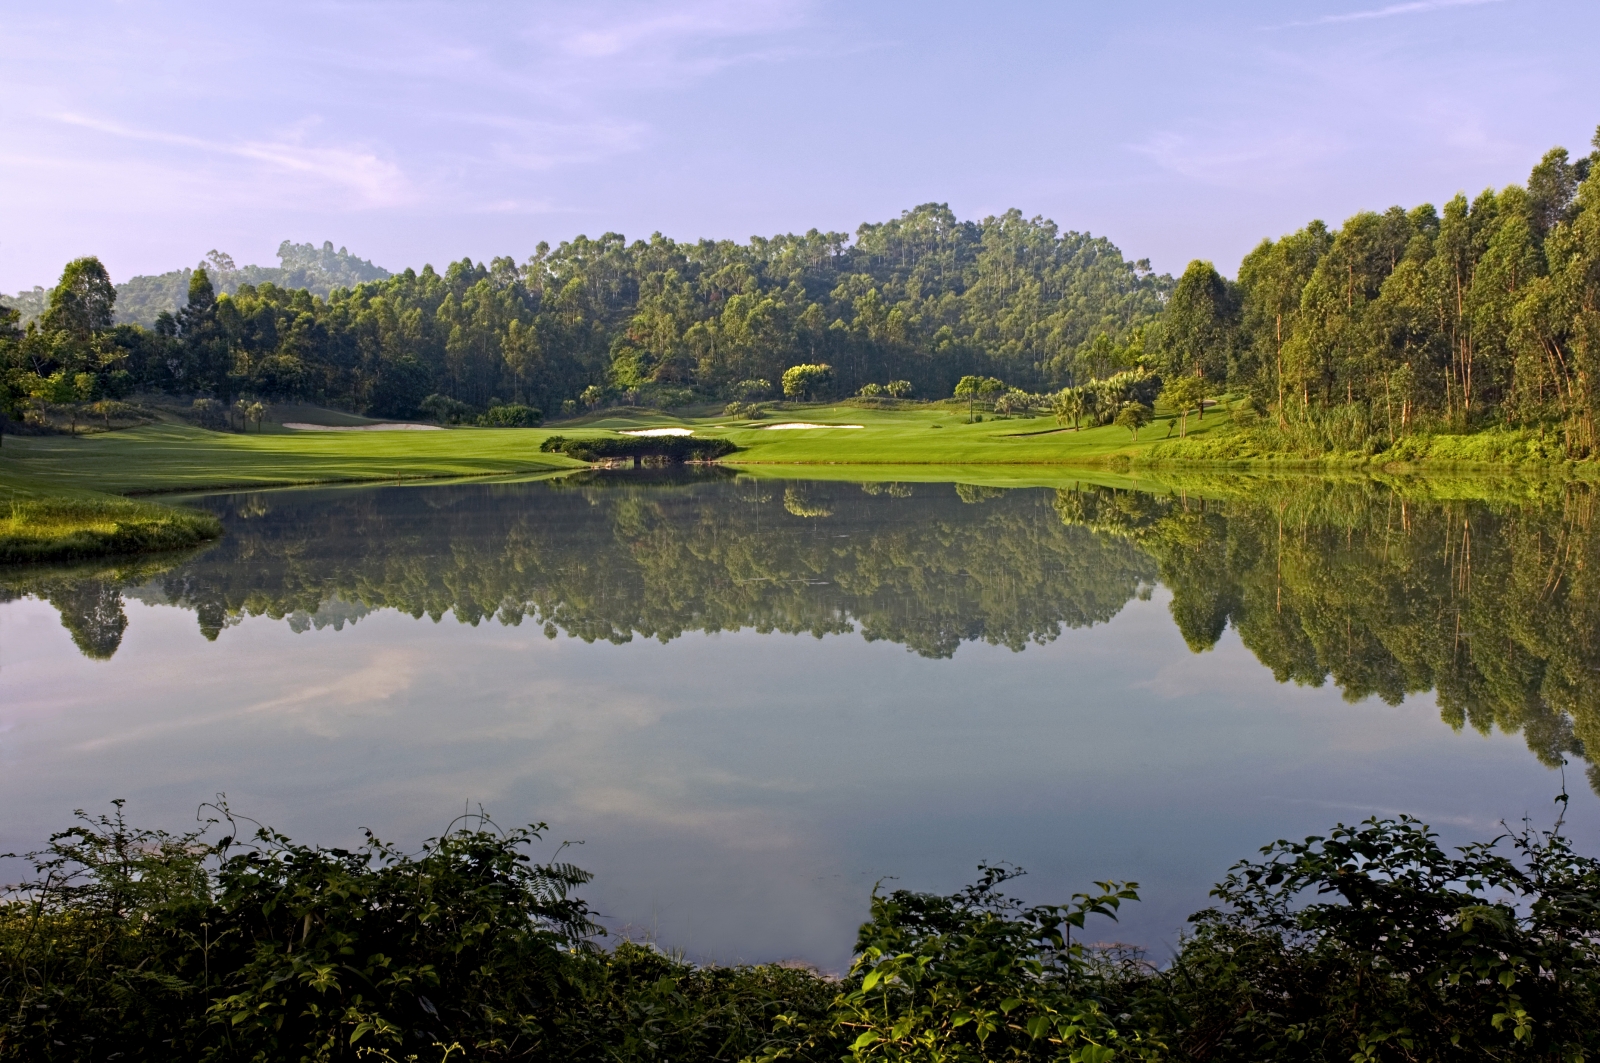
[2,241,390,327]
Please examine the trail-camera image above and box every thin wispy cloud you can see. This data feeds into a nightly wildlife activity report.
[1130,128,1342,189]
[1290,0,1507,27]
[52,112,413,208]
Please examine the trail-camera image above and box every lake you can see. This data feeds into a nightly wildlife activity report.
[2,471,1595,971]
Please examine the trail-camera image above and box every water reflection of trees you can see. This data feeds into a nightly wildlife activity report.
[20,474,1154,660]
[1054,479,1600,791]
[0,555,197,659]
[8,472,1598,789]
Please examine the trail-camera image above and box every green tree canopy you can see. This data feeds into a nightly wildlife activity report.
[41,257,116,339]
[781,362,832,399]
[1161,260,1235,383]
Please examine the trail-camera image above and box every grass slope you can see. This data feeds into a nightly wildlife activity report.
[1,423,582,496]
[571,403,1598,474]
[559,402,1214,466]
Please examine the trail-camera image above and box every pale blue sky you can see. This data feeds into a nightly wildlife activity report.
[2,0,1595,291]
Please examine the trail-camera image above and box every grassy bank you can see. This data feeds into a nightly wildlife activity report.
[0,486,221,564]
[0,419,581,562]
[1,422,582,496]
[557,401,1216,465]
[8,405,1579,504]
[1144,418,1576,468]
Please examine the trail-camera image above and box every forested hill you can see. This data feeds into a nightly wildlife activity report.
[2,241,390,331]
[0,205,1171,418]
[114,241,392,326]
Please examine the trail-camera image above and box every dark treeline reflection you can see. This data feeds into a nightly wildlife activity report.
[1054,478,1600,790]
[6,471,1154,661]
[6,472,1599,788]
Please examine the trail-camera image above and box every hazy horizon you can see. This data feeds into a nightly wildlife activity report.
[3,0,1595,292]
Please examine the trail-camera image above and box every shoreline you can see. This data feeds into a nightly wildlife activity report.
[5,410,1593,563]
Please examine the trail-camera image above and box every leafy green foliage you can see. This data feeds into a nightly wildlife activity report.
[2,207,1170,427]
[0,804,831,1063]
[1050,369,1162,431]
[0,803,600,1061]
[1158,376,1208,437]
[1169,811,1600,1062]
[1114,403,1153,440]
[419,393,473,425]
[783,363,834,400]
[8,801,1595,1062]
[563,942,837,1062]
[1215,128,1600,456]
[819,867,1154,1063]
[538,434,738,463]
[477,403,542,428]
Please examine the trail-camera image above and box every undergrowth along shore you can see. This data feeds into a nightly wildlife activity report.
[2,800,1597,1062]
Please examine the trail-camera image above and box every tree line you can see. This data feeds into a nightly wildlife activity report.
[0,206,1170,425]
[1156,128,1600,455]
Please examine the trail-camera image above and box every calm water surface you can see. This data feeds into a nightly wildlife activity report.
[3,473,1596,969]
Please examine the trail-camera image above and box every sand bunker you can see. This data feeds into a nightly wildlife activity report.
[762,422,865,430]
[283,422,444,432]
[620,427,695,437]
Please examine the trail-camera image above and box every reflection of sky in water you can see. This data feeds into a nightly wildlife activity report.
[3,582,1590,971]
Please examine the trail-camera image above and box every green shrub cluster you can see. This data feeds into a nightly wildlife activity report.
[477,403,542,428]
[3,803,1599,1061]
[539,434,738,464]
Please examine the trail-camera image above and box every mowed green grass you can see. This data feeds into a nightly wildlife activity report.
[561,402,1234,466]
[0,402,1223,502]
[0,423,583,496]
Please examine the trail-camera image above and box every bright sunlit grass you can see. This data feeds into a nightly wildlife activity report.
[0,491,221,564]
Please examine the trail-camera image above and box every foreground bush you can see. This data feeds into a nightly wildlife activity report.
[2,801,1597,1061]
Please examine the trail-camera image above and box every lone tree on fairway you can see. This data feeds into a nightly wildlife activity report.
[782,363,832,400]
[1160,374,1209,438]
[1051,387,1086,430]
[1115,401,1153,440]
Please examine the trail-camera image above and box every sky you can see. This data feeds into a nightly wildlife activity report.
[1,0,1596,292]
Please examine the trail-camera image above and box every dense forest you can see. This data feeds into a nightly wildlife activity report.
[1160,128,1600,455]
[0,205,1170,420]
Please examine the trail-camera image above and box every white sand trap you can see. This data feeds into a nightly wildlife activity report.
[762,422,865,430]
[620,427,694,437]
[283,422,444,432]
